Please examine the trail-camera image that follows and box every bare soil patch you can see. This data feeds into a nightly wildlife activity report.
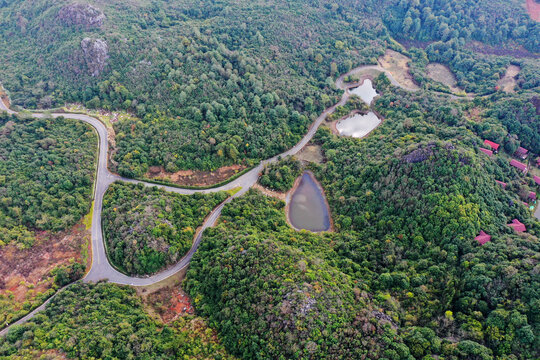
[146,164,247,187]
[465,40,539,59]
[526,0,540,21]
[296,144,324,164]
[426,63,463,93]
[466,107,484,123]
[0,223,89,328]
[144,286,194,323]
[137,268,195,324]
[497,65,521,93]
[378,49,420,90]
[252,183,287,201]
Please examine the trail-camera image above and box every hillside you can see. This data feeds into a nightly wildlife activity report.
[0,0,539,359]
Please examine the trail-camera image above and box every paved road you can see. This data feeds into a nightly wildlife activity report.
[0,65,416,334]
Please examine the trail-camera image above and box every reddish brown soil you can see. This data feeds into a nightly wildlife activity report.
[526,0,540,21]
[144,286,195,323]
[145,164,246,187]
[0,224,88,304]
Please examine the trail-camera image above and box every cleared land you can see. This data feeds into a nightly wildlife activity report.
[295,144,324,164]
[0,223,89,329]
[497,65,521,93]
[426,63,464,93]
[146,164,247,187]
[378,49,420,90]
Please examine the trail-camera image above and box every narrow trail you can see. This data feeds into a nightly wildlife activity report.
[0,65,419,335]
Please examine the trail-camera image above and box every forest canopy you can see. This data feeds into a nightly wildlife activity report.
[0,113,97,248]
[102,182,228,275]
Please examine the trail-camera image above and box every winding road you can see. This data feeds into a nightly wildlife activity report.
[0,65,421,336]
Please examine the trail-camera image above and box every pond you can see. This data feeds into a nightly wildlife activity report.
[288,172,331,232]
[336,112,381,138]
[350,79,378,105]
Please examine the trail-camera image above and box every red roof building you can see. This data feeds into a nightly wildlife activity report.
[534,175,540,186]
[475,231,491,245]
[507,219,526,233]
[479,148,493,157]
[537,158,540,168]
[510,159,527,173]
[483,140,500,152]
[495,180,507,189]
[529,191,537,201]
[514,147,529,160]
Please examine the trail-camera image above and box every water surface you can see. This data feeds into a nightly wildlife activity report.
[350,79,378,105]
[336,112,381,138]
[288,172,331,232]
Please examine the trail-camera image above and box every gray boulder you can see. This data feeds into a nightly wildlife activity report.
[81,38,109,77]
[58,3,105,28]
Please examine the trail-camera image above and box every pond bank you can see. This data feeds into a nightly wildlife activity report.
[285,171,333,233]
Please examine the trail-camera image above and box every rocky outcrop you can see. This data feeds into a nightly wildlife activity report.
[81,38,109,77]
[58,3,105,28]
[403,145,435,164]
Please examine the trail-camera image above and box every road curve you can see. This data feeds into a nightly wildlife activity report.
[0,65,415,334]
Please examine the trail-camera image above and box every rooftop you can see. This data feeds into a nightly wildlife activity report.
[507,219,526,233]
[475,230,491,245]
[510,159,527,172]
[483,140,500,151]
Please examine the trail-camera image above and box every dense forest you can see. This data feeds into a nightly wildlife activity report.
[183,75,540,359]
[474,93,540,154]
[259,157,303,192]
[186,191,414,359]
[0,113,97,248]
[0,0,388,176]
[0,282,236,359]
[0,0,539,359]
[384,0,539,51]
[102,182,228,275]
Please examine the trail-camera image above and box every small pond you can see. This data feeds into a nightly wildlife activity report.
[336,112,381,138]
[350,79,378,105]
[288,172,331,232]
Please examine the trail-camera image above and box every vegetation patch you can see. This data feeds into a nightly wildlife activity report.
[0,113,97,248]
[102,182,228,275]
[0,282,236,359]
[259,157,303,192]
[186,191,411,360]
[0,223,88,330]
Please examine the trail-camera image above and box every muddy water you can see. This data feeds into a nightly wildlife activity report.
[288,172,331,232]
[350,79,378,105]
[336,112,381,138]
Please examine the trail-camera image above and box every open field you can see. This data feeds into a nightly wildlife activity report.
[145,164,247,187]
[378,49,420,90]
[295,144,324,164]
[426,63,464,93]
[497,65,521,93]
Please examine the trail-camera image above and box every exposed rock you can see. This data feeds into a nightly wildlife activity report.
[58,3,105,28]
[80,38,109,77]
[403,145,435,164]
